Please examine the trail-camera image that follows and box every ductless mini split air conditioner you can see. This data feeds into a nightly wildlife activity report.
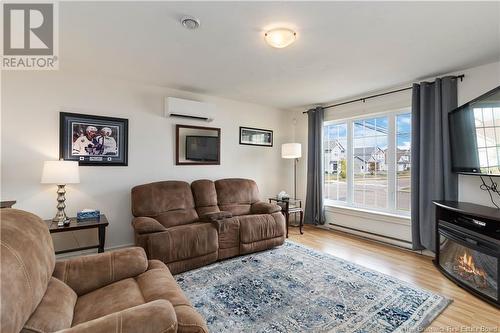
[164,97,215,122]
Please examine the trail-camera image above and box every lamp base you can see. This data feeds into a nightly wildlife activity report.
[294,158,298,200]
[52,212,68,222]
[52,184,68,222]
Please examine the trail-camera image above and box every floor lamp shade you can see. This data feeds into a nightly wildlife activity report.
[281,143,302,159]
[281,143,301,200]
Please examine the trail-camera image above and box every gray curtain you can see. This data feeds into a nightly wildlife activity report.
[411,77,458,251]
[304,106,325,225]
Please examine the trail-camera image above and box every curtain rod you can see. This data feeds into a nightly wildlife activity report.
[302,74,465,114]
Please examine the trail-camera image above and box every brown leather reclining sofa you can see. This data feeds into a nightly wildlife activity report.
[1,208,208,333]
[131,178,286,274]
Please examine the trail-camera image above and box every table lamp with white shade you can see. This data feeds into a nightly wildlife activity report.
[281,143,302,199]
[41,160,80,222]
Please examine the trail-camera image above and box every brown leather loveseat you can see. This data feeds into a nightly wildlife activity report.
[0,208,208,333]
[131,178,286,274]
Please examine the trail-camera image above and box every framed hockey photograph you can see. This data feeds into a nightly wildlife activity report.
[239,126,273,147]
[60,112,128,166]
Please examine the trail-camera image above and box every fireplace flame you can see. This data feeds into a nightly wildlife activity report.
[457,251,487,288]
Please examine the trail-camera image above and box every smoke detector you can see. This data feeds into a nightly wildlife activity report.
[181,16,201,30]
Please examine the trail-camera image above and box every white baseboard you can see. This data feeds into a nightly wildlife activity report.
[322,224,435,257]
[324,223,414,249]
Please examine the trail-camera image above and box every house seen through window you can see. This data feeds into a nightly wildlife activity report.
[323,110,411,215]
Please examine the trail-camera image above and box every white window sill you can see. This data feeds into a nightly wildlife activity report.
[324,202,411,225]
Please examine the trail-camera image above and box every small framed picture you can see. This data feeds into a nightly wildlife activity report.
[239,126,273,147]
[60,112,128,166]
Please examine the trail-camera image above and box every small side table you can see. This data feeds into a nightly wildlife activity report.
[1,200,16,208]
[44,215,109,255]
[269,198,304,238]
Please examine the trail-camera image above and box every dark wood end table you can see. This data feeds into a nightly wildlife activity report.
[269,198,304,238]
[44,215,109,255]
[1,200,16,208]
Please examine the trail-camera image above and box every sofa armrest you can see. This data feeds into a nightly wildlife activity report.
[251,202,282,214]
[55,300,177,333]
[132,217,167,234]
[198,211,233,222]
[53,247,148,296]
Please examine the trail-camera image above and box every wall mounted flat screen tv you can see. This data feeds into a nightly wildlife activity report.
[449,85,500,175]
[185,136,218,162]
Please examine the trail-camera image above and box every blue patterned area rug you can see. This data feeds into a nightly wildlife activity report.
[176,241,451,333]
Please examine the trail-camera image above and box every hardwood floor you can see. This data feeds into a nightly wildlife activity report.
[288,225,499,330]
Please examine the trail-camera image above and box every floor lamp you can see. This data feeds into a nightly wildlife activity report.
[281,143,302,199]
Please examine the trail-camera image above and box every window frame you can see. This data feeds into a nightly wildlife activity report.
[323,107,411,217]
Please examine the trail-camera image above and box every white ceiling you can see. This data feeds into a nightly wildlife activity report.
[61,2,500,110]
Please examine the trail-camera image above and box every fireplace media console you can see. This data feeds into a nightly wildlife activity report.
[434,201,499,308]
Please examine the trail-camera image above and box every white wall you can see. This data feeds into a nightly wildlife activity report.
[1,70,294,250]
[292,61,500,245]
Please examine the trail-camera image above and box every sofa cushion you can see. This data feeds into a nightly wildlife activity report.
[60,300,178,333]
[213,217,240,260]
[198,211,232,222]
[73,262,208,333]
[215,179,260,216]
[191,179,220,216]
[72,278,144,325]
[131,181,198,227]
[22,277,77,333]
[238,212,286,244]
[53,247,149,296]
[146,223,218,264]
[1,209,55,333]
[218,204,253,217]
[212,217,240,250]
[155,209,199,229]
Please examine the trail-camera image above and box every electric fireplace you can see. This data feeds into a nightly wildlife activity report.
[434,201,500,308]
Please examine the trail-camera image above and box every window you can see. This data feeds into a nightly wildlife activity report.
[396,114,411,211]
[353,117,388,209]
[324,123,347,202]
[323,109,411,215]
[474,106,500,173]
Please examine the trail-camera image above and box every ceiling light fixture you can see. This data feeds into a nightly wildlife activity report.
[181,16,200,30]
[264,28,296,48]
